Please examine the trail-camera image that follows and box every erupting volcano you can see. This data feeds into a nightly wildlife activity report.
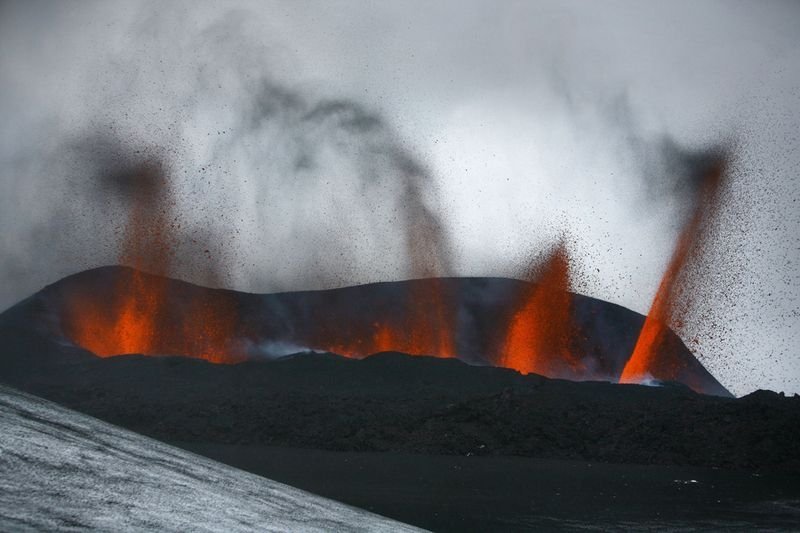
[5,4,800,532]
[51,147,732,396]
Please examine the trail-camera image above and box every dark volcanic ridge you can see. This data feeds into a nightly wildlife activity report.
[0,267,797,471]
[1,265,729,395]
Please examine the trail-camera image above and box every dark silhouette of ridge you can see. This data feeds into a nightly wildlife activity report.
[0,265,730,396]
[5,267,797,474]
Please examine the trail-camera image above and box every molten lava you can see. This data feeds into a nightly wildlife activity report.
[324,278,457,359]
[65,269,163,357]
[499,243,582,377]
[313,193,458,360]
[60,148,728,388]
[63,161,243,363]
[620,160,726,385]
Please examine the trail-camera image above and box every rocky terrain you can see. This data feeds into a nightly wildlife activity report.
[0,384,421,532]
[2,351,797,471]
[1,267,799,531]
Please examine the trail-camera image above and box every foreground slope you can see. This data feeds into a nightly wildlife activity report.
[2,351,798,471]
[0,384,423,532]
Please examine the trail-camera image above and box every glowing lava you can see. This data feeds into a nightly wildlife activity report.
[324,278,457,358]
[62,161,243,363]
[620,159,726,385]
[59,149,728,387]
[499,242,582,377]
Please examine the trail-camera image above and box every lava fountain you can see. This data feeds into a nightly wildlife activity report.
[620,157,727,385]
[323,184,458,359]
[499,242,583,377]
[310,281,457,359]
[62,160,243,363]
[367,279,457,358]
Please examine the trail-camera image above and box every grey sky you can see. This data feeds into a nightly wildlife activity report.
[1,0,798,395]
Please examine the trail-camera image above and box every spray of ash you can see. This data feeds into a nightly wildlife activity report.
[1,5,729,366]
[0,7,453,301]
[214,84,453,281]
[0,3,733,306]
[1,2,797,395]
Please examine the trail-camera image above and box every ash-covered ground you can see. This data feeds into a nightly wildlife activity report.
[3,353,800,531]
[1,268,799,530]
[6,352,798,471]
[0,384,422,532]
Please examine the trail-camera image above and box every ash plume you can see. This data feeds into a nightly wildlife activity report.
[0,7,453,303]
[213,83,453,281]
[0,1,797,396]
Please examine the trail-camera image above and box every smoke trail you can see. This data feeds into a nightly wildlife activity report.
[0,6,454,303]
[212,86,452,281]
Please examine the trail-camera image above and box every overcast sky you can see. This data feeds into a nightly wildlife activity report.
[1,0,798,396]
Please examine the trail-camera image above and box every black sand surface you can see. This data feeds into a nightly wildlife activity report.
[173,443,800,532]
[4,352,799,471]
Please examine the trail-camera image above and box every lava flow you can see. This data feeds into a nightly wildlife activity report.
[371,278,457,358]
[62,160,243,363]
[322,278,457,359]
[319,184,458,360]
[499,242,583,377]
[620,158,726,385]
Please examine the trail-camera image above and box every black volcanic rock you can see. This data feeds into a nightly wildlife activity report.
[4,267,797,472]
[0,265,730,396]
[0,351,797,471]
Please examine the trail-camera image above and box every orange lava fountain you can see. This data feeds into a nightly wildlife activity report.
[62,162,243,363]
[620,160,726,384]
[325,192,458,359]
[499,242,582,377]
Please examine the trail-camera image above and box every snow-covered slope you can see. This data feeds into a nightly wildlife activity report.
[0,384,424,532]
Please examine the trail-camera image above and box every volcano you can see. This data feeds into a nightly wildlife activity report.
[2,267,799,532]
[0,265,729,396]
